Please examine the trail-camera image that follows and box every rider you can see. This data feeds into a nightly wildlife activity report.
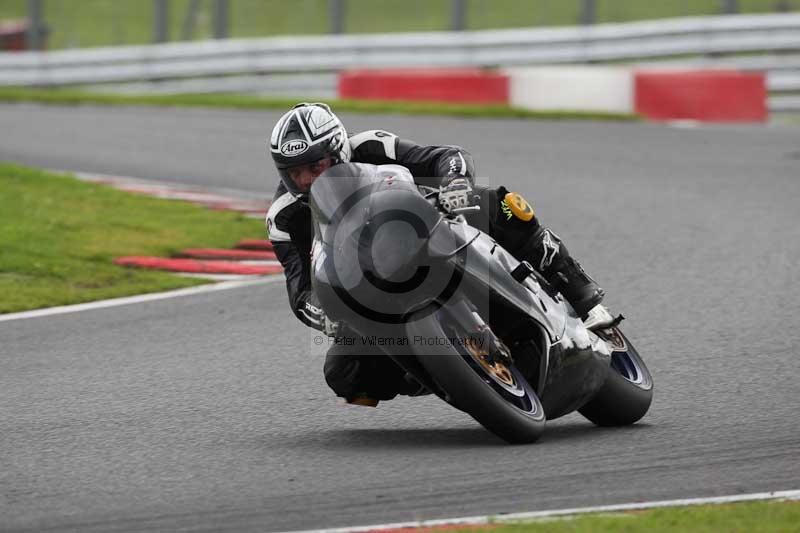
[267,102,607,405]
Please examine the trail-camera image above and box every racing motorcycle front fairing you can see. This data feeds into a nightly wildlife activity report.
[309,163,447,326]
[309,163,551,332]
[429,227,612,417]
[309,163,612,418]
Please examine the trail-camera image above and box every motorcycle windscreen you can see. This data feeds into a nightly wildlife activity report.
[309,163,378,237]
[310,163,441,291]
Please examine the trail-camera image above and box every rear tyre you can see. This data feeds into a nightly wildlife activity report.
[579,328,653,426]
[407,308,546,444]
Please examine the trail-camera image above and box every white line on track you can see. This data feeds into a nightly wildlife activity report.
[0,276,283,323]
[667,119,701,129]
[278,490,800,533]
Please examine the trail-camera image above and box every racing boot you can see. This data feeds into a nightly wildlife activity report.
[525,225,605,319]
[582,302,616,330]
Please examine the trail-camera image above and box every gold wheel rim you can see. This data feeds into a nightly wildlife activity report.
[465,338,515,387]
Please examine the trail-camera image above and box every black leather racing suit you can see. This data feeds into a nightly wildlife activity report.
[267,130,598,402]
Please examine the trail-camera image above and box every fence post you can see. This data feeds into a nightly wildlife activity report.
[330,0,345,34]
[180,0,201,40]
[721,0,738,13]
[451,0,466,31]
[580,0,596,25]
[213,0,228,39]
[153,0,169,43]
[26,0,44,50]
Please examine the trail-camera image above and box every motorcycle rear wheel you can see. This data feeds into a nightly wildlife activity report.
[407,307,546,444]
[579,328,653,426]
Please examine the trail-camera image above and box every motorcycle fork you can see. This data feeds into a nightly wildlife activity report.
[441,299,513,366]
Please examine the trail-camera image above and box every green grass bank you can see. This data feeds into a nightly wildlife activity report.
[1,0,799,49]
[0,88,638,122]
[461,500,800,533]
[0,163,265,314]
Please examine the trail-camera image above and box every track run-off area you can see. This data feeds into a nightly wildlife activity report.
[1,104,799,532]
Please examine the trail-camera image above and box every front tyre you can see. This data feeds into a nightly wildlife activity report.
[579,328,653,426]
[407,307,546,444]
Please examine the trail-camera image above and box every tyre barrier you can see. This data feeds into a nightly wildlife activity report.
[339,68,509,104]
[338,66,768,122]
[634,69,767,122]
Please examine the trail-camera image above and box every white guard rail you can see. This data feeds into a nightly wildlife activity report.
[2,13,800,87]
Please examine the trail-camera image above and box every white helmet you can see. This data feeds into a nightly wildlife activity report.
[269,102,351,197]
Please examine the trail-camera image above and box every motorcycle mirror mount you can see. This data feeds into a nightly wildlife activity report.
[511,261,535,283]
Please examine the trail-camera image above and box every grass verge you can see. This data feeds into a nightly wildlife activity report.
[1,0,798,49]
[458,500,800,533]
[0,87,639,122]
[0,163,266,314]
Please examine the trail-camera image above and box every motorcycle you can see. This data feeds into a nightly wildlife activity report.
[309,163,653,444]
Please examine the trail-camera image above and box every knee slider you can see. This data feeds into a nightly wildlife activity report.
[323,355,361,398]
[500,191,535,223]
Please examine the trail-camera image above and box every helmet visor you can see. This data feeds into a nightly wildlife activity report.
[280,156,333,194]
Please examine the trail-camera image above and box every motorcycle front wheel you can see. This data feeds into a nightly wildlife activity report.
[579,328,653,426]
[406,306,546,444]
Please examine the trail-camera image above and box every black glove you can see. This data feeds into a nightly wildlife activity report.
[438,178,479,214]
[298,292,327,332]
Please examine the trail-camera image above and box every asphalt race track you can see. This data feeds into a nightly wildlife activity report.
[1,104,799,532]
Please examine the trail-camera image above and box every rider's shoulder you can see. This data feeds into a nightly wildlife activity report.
[348,129,398,143]
[375,164,414,183]
[267,187,305,234]
[348,130,399,157]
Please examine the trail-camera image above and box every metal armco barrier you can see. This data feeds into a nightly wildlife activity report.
[0,13,800,111]
[1,13,799,111]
